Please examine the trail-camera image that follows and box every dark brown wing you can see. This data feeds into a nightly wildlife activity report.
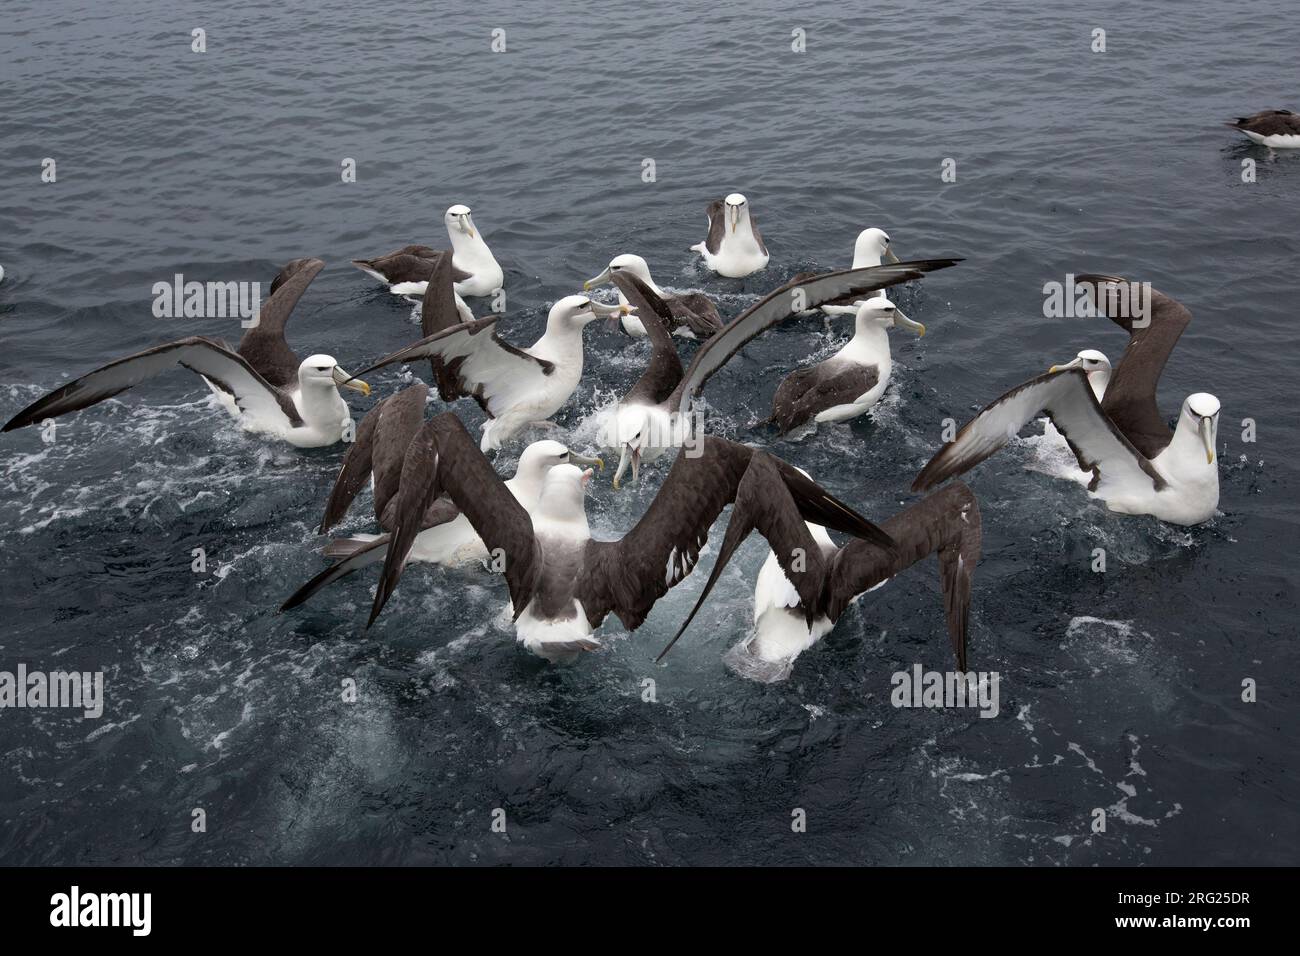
[1077,274,1191,458]
[1227,109,1300,136]
[653,451,900,661]
[703,199,725,255]
[352,317,555,420]
[668,259,961,413]
[769,360,880,434]
[368,413,541,626]
[611,272,684,406]
[351,245,474,285]
[238,257,324,387]
[319,383,428,533]
[670,293,724,337]
[2,336,302,432]
[577,438,895,633]
[826,483,982,670]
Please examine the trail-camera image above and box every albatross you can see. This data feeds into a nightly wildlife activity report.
[602,259,961,487]
[348,259,631,452]
[280,381,601,611]
[657,460,982,682]
[913,275,1221,525]
[308,410,896,660]
[1225,109,1300,148]
[2,258,371,448]
[767,296,928,435]
[690,193,770,278]
[352,203,505,299]
[583,254,723,338]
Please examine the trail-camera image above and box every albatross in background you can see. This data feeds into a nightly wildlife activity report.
[349,263,631,452]
[691,193,769,278]
[280,381,601,611]
[602,259,961,487]
[1225,109,1300,148]
[658,460,982,682]
[913,275,1220,525]
[352,203,505,299]
[583,254,723,338]
[2,257,371,448]
[325,411,896,658]
[767,296,929,435]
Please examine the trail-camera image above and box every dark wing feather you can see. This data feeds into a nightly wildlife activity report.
[2,336,301,432]
[579,438,895,633]
[352,317,554,419]
[655,452,898,661]
[668,259,961,413]
[319,383,427,533]
[238,257,324,387]
[912,368,1164,494]
[703,199,725,255]
[670,292,724,337]
[1227,109,1300,136]
[280,535,390,611]
[769,360,879,434]
[827,483,982,670]
[611,272,685,406]
[1076,274,1191,458]
[352,245,474,285]
[368,413,541,625]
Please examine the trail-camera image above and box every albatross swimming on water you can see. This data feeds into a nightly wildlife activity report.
[657,460,982,682]
[691,193,770,278]
[1027,349,1112,484]
[2,258,371,448]
[279,381,602,611]
[583,254,723,338]
[352,203,505,299]
[767,296,929,435]
[602,259,961,487]
[315,410,896,660]
[349,258,631,453]
[1225,109,1300,148]
[913,275,1221,525]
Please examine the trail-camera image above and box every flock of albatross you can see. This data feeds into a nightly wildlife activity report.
[2,170,1240,678]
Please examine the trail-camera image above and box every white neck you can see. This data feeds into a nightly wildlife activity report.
[1087,369,1111,400]
[295,379,348,429]
[448,227,497,269]
[1159,414,1219,485]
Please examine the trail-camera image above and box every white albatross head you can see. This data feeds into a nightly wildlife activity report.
[298,354,370,396]
[857,297,925,337]
[583,254,657,293]
[445,204,476,239]
[853,228,899,267]
[1181,393,1221,465]
[548,294,631,333]
[724,193,750,233]
[515,439,603,486]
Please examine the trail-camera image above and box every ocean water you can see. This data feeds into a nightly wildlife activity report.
[0,0,1296,865]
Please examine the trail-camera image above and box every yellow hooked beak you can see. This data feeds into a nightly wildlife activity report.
[570,452,604,471]
[1200,417,1215,465]
[333,366,371,396]
[885,245,900,264]
[893,310,925,338]
[1049,357,1082,374]
[460,214,474,239]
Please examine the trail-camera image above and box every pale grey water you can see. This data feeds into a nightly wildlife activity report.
[0,0,1296,864]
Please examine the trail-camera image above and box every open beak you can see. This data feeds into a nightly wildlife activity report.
[459,214,474,239]
[583,266,612,292]
[893,310,925,338]
[612,444,641,490]
[1049,357,1083,374]
[885,245,901,264]
[333,366,371,396]
[570,452,604,471]
[1200,417,1215,465]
